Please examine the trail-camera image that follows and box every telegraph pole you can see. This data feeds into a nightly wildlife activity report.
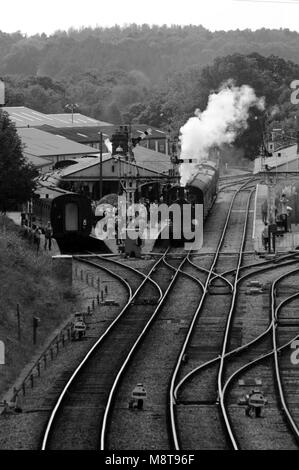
[99,132,103,200]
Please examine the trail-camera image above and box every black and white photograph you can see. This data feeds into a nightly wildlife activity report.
[1,0,299,458]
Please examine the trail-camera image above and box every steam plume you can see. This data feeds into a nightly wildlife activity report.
[179,82,264,185]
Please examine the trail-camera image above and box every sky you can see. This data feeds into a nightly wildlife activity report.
[2,0,299,35]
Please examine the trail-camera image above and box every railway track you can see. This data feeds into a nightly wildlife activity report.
[41,248,196,450]
[101,250,205,449]
[174,247,299,449]
[169,181,255,450]
[221,266,299,449]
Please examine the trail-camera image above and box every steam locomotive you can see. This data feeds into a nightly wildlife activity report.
[165,160,219,246]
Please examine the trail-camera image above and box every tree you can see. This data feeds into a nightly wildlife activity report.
[0,111,37,212]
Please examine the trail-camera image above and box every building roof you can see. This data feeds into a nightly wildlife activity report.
[60,155,111,177]
[18,128,100,158]
[3,106,53,128]
[46,114,113,127]
[133,146,172,173]
[37,125,111,145]
[98,124,167,140]
[25,154,53,168]
[56,154,171,181]
[2,106,113,128]
[37,123,167,142]
[58,147,172,176]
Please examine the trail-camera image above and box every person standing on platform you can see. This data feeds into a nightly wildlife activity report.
[280,193,289,232]
[261,200,268,224]
[262,222,269,251]
[44,221,53,251]
[34,226,42,253]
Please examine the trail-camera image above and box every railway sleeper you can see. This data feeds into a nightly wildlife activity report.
[277,320,299,326]
[131,298,158,305]
[207,287,232,295]
[177,400,218,405]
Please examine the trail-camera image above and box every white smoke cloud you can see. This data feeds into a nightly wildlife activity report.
[179,82,265,185]
[104,138,112,153]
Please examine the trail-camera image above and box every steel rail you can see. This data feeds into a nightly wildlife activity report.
[169,181,253,450]
[219,267,299,447]
[100,249,190,449]
[174,259,299,399]
[271,270,299,441]
[223,280,299,448]
[84,253,164,300]
[41,250,167,450]
[217,190,254,449]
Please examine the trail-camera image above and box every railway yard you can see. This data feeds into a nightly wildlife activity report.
[1,174,299,451]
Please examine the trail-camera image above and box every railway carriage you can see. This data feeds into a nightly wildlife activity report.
[31,186,93,250]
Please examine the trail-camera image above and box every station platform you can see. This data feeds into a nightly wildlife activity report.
[253,184,299,252]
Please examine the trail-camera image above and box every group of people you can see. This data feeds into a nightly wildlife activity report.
[22,218,53,253]
[96,195,163,247]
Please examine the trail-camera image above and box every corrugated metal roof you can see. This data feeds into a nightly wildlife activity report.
[18,128,100,157]
[37,125,108,143]
[46,114,113,127]
[2,106,113,128]
[37,124,167,141]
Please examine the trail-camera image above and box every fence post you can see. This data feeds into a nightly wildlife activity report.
[17,303,21,341]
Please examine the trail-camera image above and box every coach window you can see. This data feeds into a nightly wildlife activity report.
[65,202,79,231]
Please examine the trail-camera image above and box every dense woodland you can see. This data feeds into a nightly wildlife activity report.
[1,25,299,159]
